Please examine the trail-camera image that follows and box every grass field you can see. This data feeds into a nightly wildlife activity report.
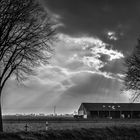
[3,119,140,132]
[2,119,140,139]
[1,127,140,140]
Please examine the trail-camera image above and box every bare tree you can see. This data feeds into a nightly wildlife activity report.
[0,0,55,132]
[124,39,140,102]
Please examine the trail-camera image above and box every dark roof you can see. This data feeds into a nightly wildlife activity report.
[80,103,140,111]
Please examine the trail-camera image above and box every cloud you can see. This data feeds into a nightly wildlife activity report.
[100,58,125,74]
[54,72,129,113]
[49,33,127,110]
[50,13,65,28]
[2,33,127,114]
[39,0,65,29]
[45,0,140,52]
[46,9,65,29]
[55,33,124,74]
[64,73,122,97]
[107,31,118,41]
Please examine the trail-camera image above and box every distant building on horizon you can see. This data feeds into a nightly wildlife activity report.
[78,103,140,119]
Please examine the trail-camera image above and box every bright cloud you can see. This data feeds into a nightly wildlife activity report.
[2,33,127,115]
[56,33,124,72]
[107,31,118,41]
[91,45,124,61]
[58,34,105,46]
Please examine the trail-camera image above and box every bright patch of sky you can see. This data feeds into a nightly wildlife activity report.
[107,31,118,41]
[2,32,127,115]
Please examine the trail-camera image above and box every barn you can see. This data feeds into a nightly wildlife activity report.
[78,103,140,119]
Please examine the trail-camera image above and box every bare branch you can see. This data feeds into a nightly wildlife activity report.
[0,0,55,87]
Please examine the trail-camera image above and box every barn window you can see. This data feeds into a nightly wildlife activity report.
[112,106,115,109]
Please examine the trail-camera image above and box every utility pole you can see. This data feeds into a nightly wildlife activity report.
[54,106,56,116]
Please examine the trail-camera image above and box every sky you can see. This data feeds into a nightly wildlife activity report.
[2,0,140,115]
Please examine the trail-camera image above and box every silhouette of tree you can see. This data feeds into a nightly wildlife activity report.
[124,39,140,102]
[0,0,55,132]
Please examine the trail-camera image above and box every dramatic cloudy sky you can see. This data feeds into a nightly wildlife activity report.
[2,0,140,115]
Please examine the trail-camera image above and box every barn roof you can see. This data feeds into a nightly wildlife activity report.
[80,103,140,111]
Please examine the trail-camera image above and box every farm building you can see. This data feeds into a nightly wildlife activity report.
[78,103,140,119]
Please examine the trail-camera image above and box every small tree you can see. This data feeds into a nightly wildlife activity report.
[0,0,55,132]
[124,39,140,102]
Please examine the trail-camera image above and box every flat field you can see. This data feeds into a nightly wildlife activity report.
[1,119,140,140]
[3,119,140,132]
[1,127,140,140]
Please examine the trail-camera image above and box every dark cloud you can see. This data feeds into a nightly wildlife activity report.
[100,58,125,74]
[3,0,136,114]
[62,73,121,97]
[45,0,140,52]
[99,54,110,62]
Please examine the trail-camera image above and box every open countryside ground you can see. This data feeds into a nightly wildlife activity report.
[1,127,140,140]
[3,119,140,132]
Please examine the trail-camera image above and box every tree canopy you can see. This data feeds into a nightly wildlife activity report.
[0,0,55,89]
[0,0,55,132]
[124,40,140,101]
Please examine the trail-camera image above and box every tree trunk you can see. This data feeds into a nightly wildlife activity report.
[0,88,3,132]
